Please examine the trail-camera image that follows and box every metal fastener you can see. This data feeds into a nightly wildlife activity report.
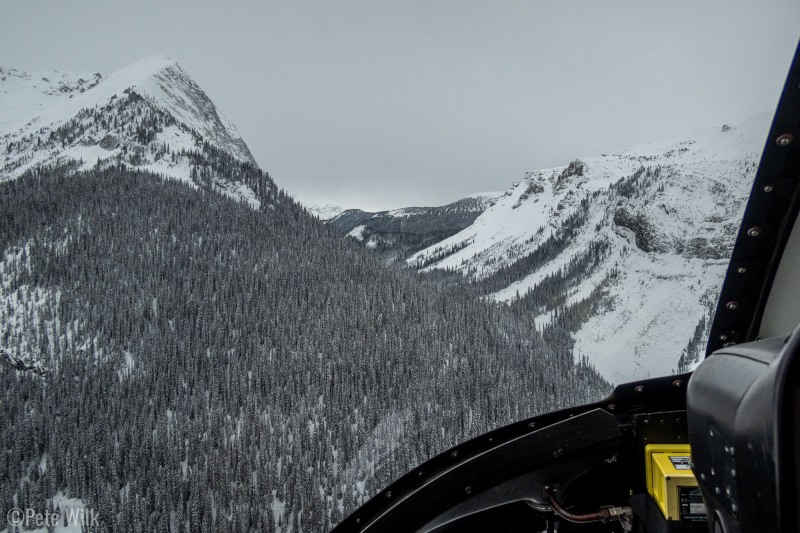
[747,227,761,237]
[763,185,774,193]
[776,133,794,146]
[737,267,747,274]
[726,301,738,310]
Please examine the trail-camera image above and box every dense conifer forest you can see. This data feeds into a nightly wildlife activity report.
[0,162,609,531]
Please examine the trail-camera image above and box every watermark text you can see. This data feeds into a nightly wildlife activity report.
[7,506,101,528]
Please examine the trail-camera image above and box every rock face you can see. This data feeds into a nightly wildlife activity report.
[553,159,585,191]
[143,60,255,164]
[513,181,545,209]
[612,206,664,253]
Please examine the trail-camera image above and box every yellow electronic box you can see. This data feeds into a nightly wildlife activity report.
[644,444,707,523]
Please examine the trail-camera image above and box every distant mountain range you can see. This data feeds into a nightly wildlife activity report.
[306,203,345,220]
[325,192,501,262]
[325,116,767,383]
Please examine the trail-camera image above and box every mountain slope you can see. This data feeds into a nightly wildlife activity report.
[406,115,768,383]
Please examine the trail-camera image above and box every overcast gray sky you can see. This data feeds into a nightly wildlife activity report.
[2,1,799,210]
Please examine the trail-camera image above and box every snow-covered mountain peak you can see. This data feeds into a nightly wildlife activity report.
[403,115,769,384]
[0,55,267,206]
[1,55,253,167]
[124,56,255,164]
[118,53,178,73]
[307,203,346,220]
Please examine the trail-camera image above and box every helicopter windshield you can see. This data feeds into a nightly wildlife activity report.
[1,3,799,533]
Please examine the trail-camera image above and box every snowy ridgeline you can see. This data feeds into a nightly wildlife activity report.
[0,57,609,532]
[393,116,767,384]
[0,55,260,207]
